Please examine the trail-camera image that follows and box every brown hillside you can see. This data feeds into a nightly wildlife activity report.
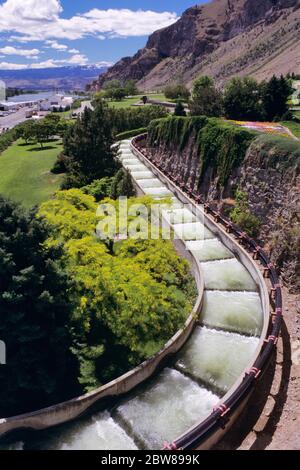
[91,0,300,90]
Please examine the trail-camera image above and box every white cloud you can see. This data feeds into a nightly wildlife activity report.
[46,40,68,51]
[95,61,114,68]
[0,61,28,69]
[66,54,88,65]
[0,53,90,70]
[0,1,178,41]
[0,45,39,57]
[68,48,80,54]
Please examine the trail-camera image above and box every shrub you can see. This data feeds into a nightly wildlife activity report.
[51,152,69,174]
[230,190,261,238]
[82,177,113,202]
[109,105,168,135]
[174,100,186,117]
[164,84,190,101]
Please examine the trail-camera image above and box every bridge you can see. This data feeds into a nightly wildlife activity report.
[0,135,282,450]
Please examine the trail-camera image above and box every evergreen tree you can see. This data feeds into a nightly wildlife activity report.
[110,169,135,199]
[62,100,120,188]
[0,197,79,417]
[262,75,292,121]
[174,100,187,117]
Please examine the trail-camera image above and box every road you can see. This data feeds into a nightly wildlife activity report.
[0,106,35,131]
[72,100,93,116]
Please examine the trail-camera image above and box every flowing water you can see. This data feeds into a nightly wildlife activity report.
[185,239,233,262]
[173,222,214,241]
[176,327,259,394]
[115,368,219,450]
[138,179,165,189]
[201,291,263,337]
[29,412,137,451]
[201,259,258,291]
[131,171,155,180]
[1,140,265,451]
[143,187,173,197]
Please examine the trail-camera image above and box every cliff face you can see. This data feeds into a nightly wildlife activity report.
[92,0,300,90]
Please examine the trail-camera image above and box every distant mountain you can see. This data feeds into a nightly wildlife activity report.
[91,0,300,91]
[0,65,108,91]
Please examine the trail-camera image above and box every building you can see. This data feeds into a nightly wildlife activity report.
[39,94,74,112]
[291,80,300,105]
[0,100,38,112]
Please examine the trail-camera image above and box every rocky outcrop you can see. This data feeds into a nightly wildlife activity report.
[91,0,300,91]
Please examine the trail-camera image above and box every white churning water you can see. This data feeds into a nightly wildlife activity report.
[36,412,137,450]
[201,259,258,291]
[173,222,214,241]
[176,327,260,394]
[115,368,219,450]
[201,291,263,337]
[185,239,233,262]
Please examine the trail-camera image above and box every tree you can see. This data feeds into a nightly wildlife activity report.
[262,75,292,121]
[0,197,79,417]
[110,169,135,199]
[164,84,190,101]
[16,120,36,144]
[111,87,126,101]
[223,77,263,121]
[189,76,223,117]
[174,100,186,117]
[62,100,120,188]
[39,190,195,388]
[103,79,122,91]
[35,121,55,148]
[108,105,168,134]
[44,114,61,126]
[124,80,139,97]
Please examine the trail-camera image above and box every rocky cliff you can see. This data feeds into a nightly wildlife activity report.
[92,0,300,90]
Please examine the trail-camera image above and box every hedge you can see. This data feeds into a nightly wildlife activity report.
[116,128,147,140]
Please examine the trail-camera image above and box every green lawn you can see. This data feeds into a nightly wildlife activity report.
[0,139,64,208]
[107,93,168,109]
[281,121,300,139]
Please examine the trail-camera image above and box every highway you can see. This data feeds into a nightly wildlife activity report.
[0,106,36,131]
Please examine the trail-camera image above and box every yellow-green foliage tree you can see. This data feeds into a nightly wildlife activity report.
[39,190,195,390]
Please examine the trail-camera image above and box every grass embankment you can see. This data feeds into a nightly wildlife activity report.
[281,120,300,140]
[0,139,63,207]
[108,93,168,109]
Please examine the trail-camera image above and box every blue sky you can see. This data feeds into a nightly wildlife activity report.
[0,0,208,70]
